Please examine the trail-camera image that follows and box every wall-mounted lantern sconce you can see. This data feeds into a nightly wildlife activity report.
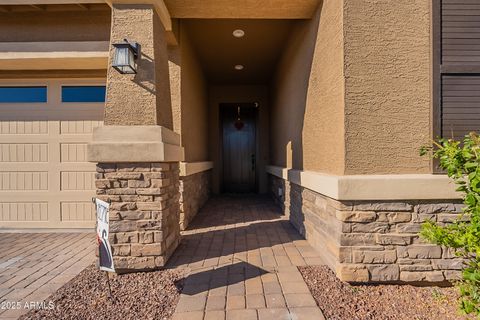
[112,39,141,74]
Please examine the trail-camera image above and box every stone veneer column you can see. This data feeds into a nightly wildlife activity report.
[88,3,183,272]
[96,162,180,271]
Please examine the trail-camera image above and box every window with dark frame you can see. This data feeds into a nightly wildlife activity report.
[0,86,47,103]
[433,0,480,172]
[61,86,106,103]
[434,0,480,140]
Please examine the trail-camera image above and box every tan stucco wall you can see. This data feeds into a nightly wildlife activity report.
[209,85,269,194]
[104,4,173,128]
[0,9,110,42]
[343,0,431,174]
[178,27,209,162]
[270,0,345,175]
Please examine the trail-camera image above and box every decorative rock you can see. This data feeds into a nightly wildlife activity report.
[95,179,111,189]
[96,163,116,173]
[111,244,131,256]
[110,202,137,211]
[117,163,151,172]
[110,220,137,233]
[351,222,390,233]
[437,214,463,223]
[336,264,369,282]
[137,201,168,211]
[128,180,151,188]
[405,245,442,259]
[105,172,143,180]
[377,212,412,223]
[131,243,162,257]
[395,223,421,233]
[400,271,445,282]
[336,211,376,222]
[368,265,400,281]
[354,202,413,212]
[136,188,165,196]
[431,259,465,270]
[119,211,151,220]
[415,203,462,214]
[340,233,376,246]
[399,264,433,272]
[106,188,137,195]
[444,270,462,281]
[139,231,155,244]
[375,234,413,245]
[353,250,397,264]
[115,232,139,244]
[412,212,436,223]
[113,256,156,270]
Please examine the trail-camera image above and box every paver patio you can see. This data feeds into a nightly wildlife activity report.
[168,195,326,320]
[0,232,95,319]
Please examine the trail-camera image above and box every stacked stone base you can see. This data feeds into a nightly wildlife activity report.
[95,162,180,273]
[269,174,464,283]
[179,170,211,230]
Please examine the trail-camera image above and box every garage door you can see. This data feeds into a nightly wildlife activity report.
[0,79,104,228]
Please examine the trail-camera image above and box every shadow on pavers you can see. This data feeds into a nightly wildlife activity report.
[176,261,268,296]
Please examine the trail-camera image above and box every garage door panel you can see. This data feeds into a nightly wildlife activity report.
[60,120,103,134]
[0,202,48,222]
[0,143,48,162]
[0,79,104,229]
[0,171,48,191]
[61,202,95,222]
[60,143,88,162]
[60,171,95,191]
[0,120,49,134]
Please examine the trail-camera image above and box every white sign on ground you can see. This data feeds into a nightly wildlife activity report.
[95,198,115,273]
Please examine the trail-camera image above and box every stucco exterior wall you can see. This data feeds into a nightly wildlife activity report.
[104,4,172,128]
[0,9,110,42]
[343,0,431,174]
[178,27,209,162]
[270,0,345,175]
[169,25,209,162]
[208,85,269,194]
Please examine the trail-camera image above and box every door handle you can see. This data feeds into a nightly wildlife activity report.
[251,154,255,171]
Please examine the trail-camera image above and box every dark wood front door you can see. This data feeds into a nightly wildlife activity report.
[221,103,256,193]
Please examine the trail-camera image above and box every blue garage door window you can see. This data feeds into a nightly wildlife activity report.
[0,86,47,103]
[62,86,106,103]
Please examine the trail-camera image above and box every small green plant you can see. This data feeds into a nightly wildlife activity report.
[420,132,480,316]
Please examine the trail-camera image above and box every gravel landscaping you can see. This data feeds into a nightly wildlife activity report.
[299,265,472,320]
[20,265,186,320]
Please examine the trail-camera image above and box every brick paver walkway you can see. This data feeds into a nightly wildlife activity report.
[169,195,326,320]
[0,232,95,319]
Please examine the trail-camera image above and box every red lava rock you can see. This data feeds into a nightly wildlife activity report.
[299,265,473,320]
[20,265,187,320]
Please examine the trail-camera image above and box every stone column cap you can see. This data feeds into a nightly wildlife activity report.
[88,125,184,163]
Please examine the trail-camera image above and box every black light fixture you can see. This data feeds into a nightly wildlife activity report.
[112,39,141,74]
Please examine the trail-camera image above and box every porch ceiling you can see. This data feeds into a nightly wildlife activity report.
[184,19,295,85]
[165,0,320,19]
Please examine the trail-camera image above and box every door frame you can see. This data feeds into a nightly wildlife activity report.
[219,102,259,193]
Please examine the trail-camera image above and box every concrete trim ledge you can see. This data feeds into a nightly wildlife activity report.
[87,125,184,163]
[266,165,461,200]
[180,161,213,176]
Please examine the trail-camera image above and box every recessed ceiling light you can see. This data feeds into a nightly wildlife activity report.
[233,29,245,38]
[234,64,244,70]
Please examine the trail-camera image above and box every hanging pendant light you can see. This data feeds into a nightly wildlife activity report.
[234,106,244,130]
